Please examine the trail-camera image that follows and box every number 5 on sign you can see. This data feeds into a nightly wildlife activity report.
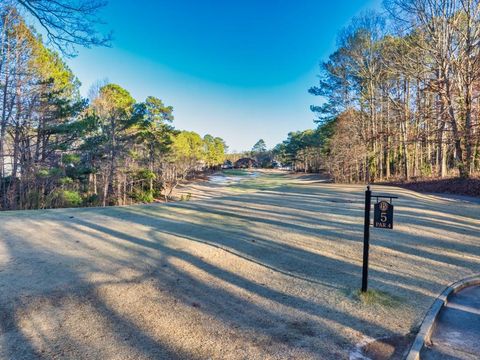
[374,200,394,229]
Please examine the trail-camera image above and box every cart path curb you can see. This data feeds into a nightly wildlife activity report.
[405,274,480,360]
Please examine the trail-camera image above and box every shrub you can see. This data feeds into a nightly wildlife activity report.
[46,190,83,208]
[131,189,155,203]
[62,190,83,206]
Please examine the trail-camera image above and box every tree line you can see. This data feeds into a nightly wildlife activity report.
[280,0,480,183]
[0,5,226,210]
[273,126,333,173]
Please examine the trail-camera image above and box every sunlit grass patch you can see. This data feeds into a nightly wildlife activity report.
[222,169,250,176]
[179,193,192,201]
[225,172,293,192]
[349,289,402,307]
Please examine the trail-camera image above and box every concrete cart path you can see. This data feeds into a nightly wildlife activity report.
[421,286,480,359]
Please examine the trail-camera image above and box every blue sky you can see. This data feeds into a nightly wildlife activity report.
[66,0,382,152]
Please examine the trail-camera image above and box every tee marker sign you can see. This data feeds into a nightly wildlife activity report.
[374,200,394,229]
[361,187,398,292]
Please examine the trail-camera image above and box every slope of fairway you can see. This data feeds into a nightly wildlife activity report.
[0,171,479,359]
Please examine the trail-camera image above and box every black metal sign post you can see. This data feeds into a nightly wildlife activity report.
[361,186,398,293]
[361,186,372,293]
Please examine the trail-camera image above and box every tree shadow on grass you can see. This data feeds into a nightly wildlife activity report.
[0,227,202,360]
[89,202,450,312]
[63,217,403,355]
[101,204,440,294]
[156,195,480,273]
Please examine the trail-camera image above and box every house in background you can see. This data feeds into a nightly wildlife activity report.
[234,158,257,169]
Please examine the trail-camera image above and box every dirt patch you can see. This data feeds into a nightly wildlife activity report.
[362,334,415,360]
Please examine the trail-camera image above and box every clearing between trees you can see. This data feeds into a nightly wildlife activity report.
[0,170,479,359]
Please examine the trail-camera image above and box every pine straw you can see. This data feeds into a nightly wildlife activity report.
[383,176,480,198]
